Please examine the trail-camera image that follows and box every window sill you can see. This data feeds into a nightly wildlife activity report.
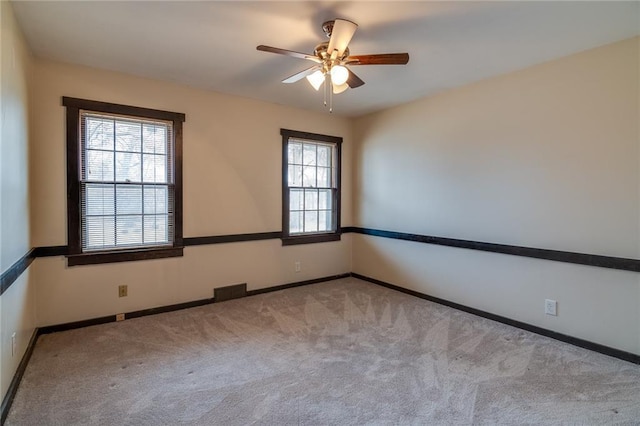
[67,246,183,266]
[281,232,341,246]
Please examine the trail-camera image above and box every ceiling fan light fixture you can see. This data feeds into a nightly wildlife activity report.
[332,82,349,94]
[306,70,325,91]
[330,65,349,85]
[257,18,410,112]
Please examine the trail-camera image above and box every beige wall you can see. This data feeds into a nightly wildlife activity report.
[30,59,353,326]
[0,0,36,402]
[353,37,640,355]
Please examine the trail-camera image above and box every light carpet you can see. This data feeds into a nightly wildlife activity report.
[6,277,640,424]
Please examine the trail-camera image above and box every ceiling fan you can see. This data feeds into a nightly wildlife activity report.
[257,19,409,111]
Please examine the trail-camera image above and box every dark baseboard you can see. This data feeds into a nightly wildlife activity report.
[126,297,215,320]
[38,273,350,335]
[352,272,640,365]
[39,314,121,335]
[1,328,39,424]
[246,273,351,296]
[39,299,216,335]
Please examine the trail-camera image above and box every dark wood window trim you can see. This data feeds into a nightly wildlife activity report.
[67,247,183,267]
[281,128,342,246]
[63,97,185,266]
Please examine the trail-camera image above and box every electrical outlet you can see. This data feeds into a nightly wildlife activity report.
[116,313,125,321]
[11,332,16,357]
[118,285,128,297]
[294,261,301,273]
[545,299,557,316]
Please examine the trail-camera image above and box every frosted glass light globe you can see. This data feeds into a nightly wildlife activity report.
[306,70,325,91]
[332,82,349,94]
[330,65,349,86]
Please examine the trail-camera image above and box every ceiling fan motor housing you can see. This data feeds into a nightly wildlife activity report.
[322,20,335,38]
[314,42,350,60]
[314,42,350,74]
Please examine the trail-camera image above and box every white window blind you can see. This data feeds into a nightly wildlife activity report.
[80,111,174,251]
[286,138,337,234]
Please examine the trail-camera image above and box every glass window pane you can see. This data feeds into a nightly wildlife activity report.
[303,144,316,166]
[284,138,339,236]
[115,120,142,152]
[288,165,302,187]
[288,142,302,165]
[317,145,331,167]
[144,215,168,244]
[304,211,318,233]
[116,185,142,214]
[305,189,318,210]
[289,211,303,234]
[116,216,143,246]
[142,154,167,183]
[85,216,115,249]
[319,189,332,210]
[80,113,175,251]
[290,188,304,211]
[317,167,330,187]
[115,152,141,182]
[85,184,115,216]
[302,166,316,187]
[86,150,114,181]
[144,186,168,214]
[318,210,332,232]
[142,123,167,154]
[86,117,114,150]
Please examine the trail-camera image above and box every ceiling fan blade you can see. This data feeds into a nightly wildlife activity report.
[327,19,358,57]
[346,69,365,88]
[257,45,321,63]
[282,65,322,84]
[346,53,410,65]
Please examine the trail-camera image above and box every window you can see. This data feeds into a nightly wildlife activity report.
[63,97,185,266]
[281,129,342,245]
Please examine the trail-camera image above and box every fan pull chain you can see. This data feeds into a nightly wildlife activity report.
[323,73,328,107]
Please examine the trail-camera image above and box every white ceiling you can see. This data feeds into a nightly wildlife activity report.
[11,1,640,117]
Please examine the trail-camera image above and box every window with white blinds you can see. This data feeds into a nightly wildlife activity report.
[80,111,174,251]
[64,97,184,266]
[281,129,342,245]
